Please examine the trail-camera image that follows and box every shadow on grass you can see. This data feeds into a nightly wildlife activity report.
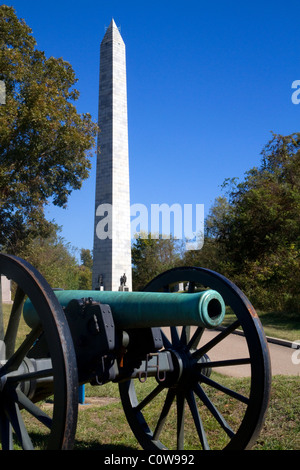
[14,433,138,450]
[259,311,300,331]
[73,440,139,451]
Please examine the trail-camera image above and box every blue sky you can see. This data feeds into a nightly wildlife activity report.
[5,0,300,256]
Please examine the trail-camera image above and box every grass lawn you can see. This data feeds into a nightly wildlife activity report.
[257,310,300,342]
[0,300,299,450]
[73,374,300,450]
[221,307,300,343]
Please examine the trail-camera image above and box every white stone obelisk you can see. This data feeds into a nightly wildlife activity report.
[92,19,132,291]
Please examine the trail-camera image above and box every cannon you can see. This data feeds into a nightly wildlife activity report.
[0,253,271,450]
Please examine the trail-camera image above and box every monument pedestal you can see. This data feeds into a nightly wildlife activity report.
[1,276,12,304]
[118,286,129,292]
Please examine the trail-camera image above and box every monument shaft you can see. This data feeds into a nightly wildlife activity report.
[93,20,132,291]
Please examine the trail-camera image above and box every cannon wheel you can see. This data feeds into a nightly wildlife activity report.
[0,254,78,450]
[119,266,271,450]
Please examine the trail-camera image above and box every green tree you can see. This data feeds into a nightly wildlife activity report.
[77,248,93,289]
[182,197,234,278]
[222,134,300,262]
[205,133,300,311]
[0,6,97,253]
[20,224,80,289]
[80,248,93,270]
[132,232,182,291]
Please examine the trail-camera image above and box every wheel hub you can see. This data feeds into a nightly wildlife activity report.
[162,347,211,390]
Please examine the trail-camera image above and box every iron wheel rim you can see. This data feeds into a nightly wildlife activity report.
[0,254,78,450]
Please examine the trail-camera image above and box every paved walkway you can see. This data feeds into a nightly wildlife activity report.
[202,329,300,377]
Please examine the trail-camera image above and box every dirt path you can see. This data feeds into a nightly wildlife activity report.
[202,329,300,377]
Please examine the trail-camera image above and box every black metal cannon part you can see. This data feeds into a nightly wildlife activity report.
[26,295,167,392]
[0,253,272,450]
[59,297,166,386]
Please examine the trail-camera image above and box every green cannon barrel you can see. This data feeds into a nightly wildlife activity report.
[23,289,226,330]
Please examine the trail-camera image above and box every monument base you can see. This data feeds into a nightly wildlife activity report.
[118,286,129,292]
[1,276,12,304]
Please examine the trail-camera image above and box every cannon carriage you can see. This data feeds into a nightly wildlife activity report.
[0,253,271,450]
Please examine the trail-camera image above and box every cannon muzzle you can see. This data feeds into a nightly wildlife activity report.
[23,289,226,330]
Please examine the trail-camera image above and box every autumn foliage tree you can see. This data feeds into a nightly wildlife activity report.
[0,6,97,253]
